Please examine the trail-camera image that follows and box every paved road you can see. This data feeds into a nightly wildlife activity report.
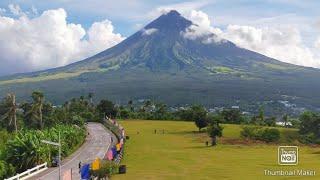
[30,122,113,180]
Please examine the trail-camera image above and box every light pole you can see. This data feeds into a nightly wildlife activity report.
[41,131,61,180]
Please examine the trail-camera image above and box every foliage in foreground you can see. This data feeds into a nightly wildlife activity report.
[5,124,86,172]
[0,160,15,179]
[91,160,120,178]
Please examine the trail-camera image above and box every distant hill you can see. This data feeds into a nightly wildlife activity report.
[1,10,320,111]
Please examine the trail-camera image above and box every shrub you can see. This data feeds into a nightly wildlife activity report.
[299,133,320,144]
[5,124,86,172]
[298,111,320,144]
[259,128,280,142]
[240,126,261,139]
[71,115,85,126]
[91,160,120,178]
[220,109,244,124]
[0,160,15,179]
[194,118,208,132]
[240,126,280,143]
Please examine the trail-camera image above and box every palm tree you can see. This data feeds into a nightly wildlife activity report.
[31,91,45,129]
[128,100,134,112]
[143,100,152,112]
[258,106,265,125]
[1,93,18,132]
[88,93,94,104]
[283,114,289,128]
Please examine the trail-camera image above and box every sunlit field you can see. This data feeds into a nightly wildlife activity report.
[114,120,320,180]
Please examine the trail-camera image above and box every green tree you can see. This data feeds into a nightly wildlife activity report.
[31,91,45,129]
[88,92,94,105]
[154,103,169,120]
[265,117,276,127]
[207,121,223,146]
[128,100,134,112]
[1,93,18,132]
[178,105,207,121]
[260,128,280,142]
[97,99,117,118]
[194,118,208,132]
[283,114,289,128]
[118,107,130,119]
[142,100,152,112]
[258,106,265,123]
[221,109,243,124]
[42,103,54,127]
[299,112,320,144]
[240,126,280,142]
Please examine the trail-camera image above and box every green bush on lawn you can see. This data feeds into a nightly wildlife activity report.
[240,126,280,142]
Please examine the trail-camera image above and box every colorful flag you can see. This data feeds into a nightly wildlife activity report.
[107,150,113,160]
[91,158,101,170]
[116,143,121,151]
[81,164,90,179]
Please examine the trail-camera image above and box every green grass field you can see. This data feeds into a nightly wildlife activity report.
[0,71,89,85]
[114,120,320,180]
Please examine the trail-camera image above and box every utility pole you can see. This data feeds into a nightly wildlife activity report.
[41,131,61,180]
[59,131,61,180]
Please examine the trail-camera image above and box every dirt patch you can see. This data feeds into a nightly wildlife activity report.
[219,137,266,145]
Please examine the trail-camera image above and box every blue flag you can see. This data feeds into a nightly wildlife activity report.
[81,164,90,179]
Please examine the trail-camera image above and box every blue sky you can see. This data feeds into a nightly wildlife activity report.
[0,0,318,37]
[0,0,319,75]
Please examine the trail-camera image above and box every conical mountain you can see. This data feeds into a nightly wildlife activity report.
[1,10,320,112]
[54,10,303,75]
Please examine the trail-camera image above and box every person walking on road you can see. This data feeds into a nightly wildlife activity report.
[78,161,82,173]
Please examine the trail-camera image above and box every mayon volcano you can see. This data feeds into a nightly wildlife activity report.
[1,10,320,109]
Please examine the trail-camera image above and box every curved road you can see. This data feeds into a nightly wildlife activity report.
[30,122,113,180]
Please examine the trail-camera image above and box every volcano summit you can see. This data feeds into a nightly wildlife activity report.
[1,10,320,109]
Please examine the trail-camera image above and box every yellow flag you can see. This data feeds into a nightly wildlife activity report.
[116,143,121,151]
[92,158,101,170]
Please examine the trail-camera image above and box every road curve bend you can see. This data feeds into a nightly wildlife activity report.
[30,122,112,180]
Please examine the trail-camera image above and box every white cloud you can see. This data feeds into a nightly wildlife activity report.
[133,23,143,30]
[181,10,320,68]
[81,20,124,56]
[31,6,38,15]
[141,28,158,36]
[221,25,320,67]
[315,38,320,49]
[0,8,6,14]
[0,8,124,76]
[182,10,223,44]
[147,0,213,20]
[8,4,25,16]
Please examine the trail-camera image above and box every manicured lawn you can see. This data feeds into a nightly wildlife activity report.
[114,120,320,180]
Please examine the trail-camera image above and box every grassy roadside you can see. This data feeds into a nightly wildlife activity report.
[113,120,320,180]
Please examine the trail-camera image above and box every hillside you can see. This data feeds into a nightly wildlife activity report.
[0,10,320,110]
